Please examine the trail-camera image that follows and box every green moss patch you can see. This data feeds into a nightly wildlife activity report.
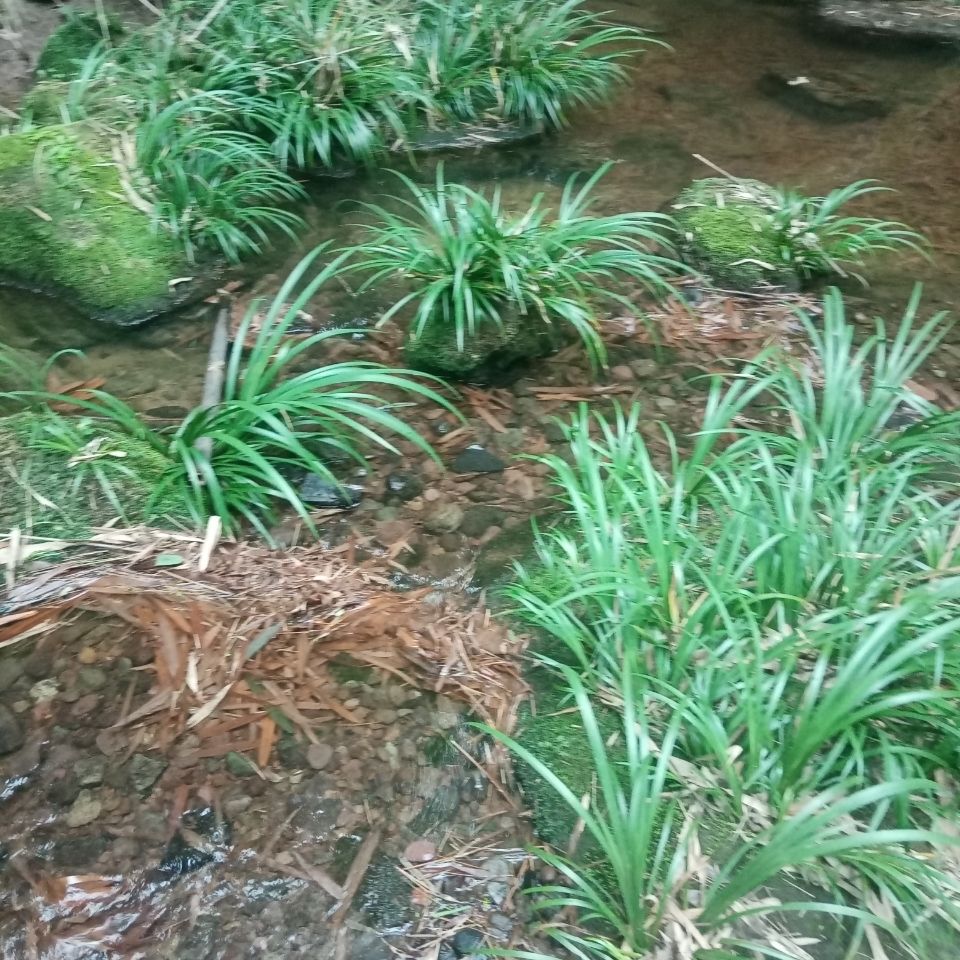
[37,11,125,82]
[672,177,798,291]
[404,311,559,384]
[0,125,187,323]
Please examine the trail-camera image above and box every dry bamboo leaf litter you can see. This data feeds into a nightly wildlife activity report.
[0,533,528,768]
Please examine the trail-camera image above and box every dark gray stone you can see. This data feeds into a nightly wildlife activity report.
[452,928,485,957]
[299,475,363,508]
[0,705,24,755]
[759,66,890,122]
[460,505,508,539]
[0,657,24,692]
[127,752,167,795]
[452,445,506,474]
[384,471,424,503]
[815,0,960,47]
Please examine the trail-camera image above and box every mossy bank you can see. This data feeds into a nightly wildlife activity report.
[672,177,798,290]
[0,125,194,324]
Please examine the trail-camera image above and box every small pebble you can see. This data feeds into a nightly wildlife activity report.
[403,838,437,863]
[306,742,334,770]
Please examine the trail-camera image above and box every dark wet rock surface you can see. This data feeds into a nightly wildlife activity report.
[815,0,960,46]
[452,445,507,474]
[299,474,364,508]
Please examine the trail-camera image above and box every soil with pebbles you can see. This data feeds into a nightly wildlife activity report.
[0,610,530,958]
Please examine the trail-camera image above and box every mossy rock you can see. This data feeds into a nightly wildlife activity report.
[37,11,126,82]
[0,412,183,539]
[403,311,560,384]
[0,125,192,324]
[671,177,799,291]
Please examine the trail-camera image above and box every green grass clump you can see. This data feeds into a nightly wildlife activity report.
[30,0,660,264]
[1,246,453,542]
[0,411,183,538]
[346,163,685,380]
[490,287,960,959]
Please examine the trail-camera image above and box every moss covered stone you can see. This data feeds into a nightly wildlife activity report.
[403,312,559,384]
[672,177,798,291]
[0,125,188,324]
[37,11,125,81]
[0,412,181,539]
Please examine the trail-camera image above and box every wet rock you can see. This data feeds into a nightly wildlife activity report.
[0,657,24,692]
[299,475,363,509]
[489,912,514,938]
[384,471,424,503]
[452,445,506,474]
[77,666,108,692]
[127,752,168,795]
[480,854,513,905]
[460,505,508,539]
[424,502,464,535]
[609,364,634,382]
[226,751,258,778]
[0,704,24,754]
[452,928,485,956]
[431,419,456,438]
[348,926,395,960]
[0,125,197,325]
[155,806,232,880]
[24,645,55,679]
[356,853,414,928]
[288,776,343,839]
[404,838,438,863]
[306,742,335,771]
[75,757,106,787]
[51,833,109,867]
[46,771,82,806]
[815,0,960,47]
[672,177,798,291]
[30,678,58,701]
[435,695,461,731]
[543,420,567,443]
[277,733,310,769]
[65,789,102,827]
[631,358,658,378]
[759,66,890,123]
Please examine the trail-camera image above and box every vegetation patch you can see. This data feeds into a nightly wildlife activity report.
[489,288,960,959]
[347,164,685,381]
[673,175,924,290]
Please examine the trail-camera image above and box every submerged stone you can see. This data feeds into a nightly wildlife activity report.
[0,125,194,324]
[759,67,890,123]
[672,177,798,291]
[155,806,232,880]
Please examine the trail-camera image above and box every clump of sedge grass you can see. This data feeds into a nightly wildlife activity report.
[1,246,454,541]
[496,288,960,959]
[346,162,686,371]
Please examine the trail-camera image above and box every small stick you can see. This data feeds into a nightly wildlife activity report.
[195,304,230,461]
[185,0,232,43]
[692,153,742,183]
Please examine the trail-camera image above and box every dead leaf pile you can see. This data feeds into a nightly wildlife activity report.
[0,532,528,768]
